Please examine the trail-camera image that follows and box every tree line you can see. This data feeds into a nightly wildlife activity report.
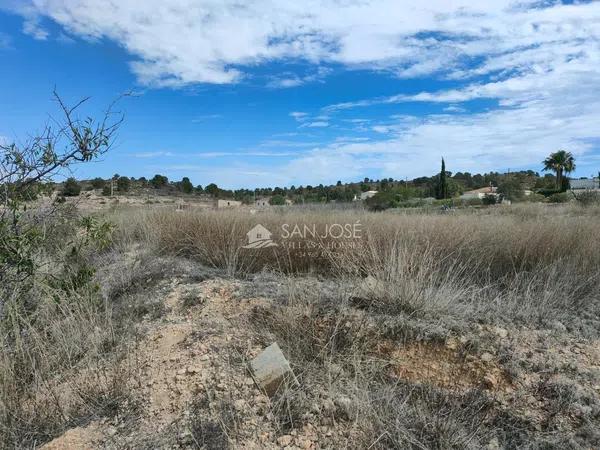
[11,149,587,208]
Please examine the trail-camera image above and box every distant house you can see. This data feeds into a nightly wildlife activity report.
[460,186,498,200]
[255,197,293,207]
[216,199,242,209]
[255,197,270,207]
[570,178,599,190]
[359,190,378,201]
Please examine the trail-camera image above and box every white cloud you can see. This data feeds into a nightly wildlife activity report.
[22,17,49,40]
[372,125,392,134]
[132,151,173,158]
[194,150,300,157]
[268,77,305,89]
[267,66,332,88]
[8,1,599,87]
[289,112,308,122]
[0,32,12,49]
[301,121,329,128]
[191,114,223,123]
[444,105,466,113]
[259,139,318,148]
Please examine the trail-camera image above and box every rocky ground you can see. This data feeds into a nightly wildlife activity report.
[42,277,350,449]
[41,271,600,449]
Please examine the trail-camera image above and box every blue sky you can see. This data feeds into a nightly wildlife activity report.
[1,0,600,188]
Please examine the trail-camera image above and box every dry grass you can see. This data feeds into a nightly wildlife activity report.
[112,204,600,330]
[0,286,137,448]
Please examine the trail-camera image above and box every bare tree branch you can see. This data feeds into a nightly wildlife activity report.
[0,90,128,192]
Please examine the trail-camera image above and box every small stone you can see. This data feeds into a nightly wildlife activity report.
[481,352,494,363]
[198,354,210,361]
[298,439,312,449]
[233,399,246,411]
[487,437,500,450]
[492,327,508,339]
[254,394,269,404]
[277,435,293,446]
[445,338,458,350]
[176,368,187,375]
[483,374,498,389]
[259,432,270,442]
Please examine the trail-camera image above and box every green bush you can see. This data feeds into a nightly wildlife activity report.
[91,177,106,189]
[102,185,112,196]
[365,191,398,211]
[523,193,546,203]
[497,177,525,201]
[548,192,569,203]
[179,177,194,194]
[482,194,497,205]
[62,178,81,197]
[464,197,483,206]
[269,194,286,205]
[117,176,130,192]
[537,188,562,198]
[150,174,169,189]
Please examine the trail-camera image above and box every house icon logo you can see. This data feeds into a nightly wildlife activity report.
[243,224,278,249]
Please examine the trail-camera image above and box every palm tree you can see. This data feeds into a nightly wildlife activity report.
[542,150,576,190]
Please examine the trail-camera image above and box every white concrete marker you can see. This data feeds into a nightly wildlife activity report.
[250,342,297,396]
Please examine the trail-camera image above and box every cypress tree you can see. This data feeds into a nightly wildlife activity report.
[437,157,448,199]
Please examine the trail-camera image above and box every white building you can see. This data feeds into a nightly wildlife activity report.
[255,197,270,207]
[570,178,599,190]
[460,186,498,200]
[359,190,378,201]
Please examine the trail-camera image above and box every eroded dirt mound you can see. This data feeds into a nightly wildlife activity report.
[41,424,101,450]
[381,340,512,392]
